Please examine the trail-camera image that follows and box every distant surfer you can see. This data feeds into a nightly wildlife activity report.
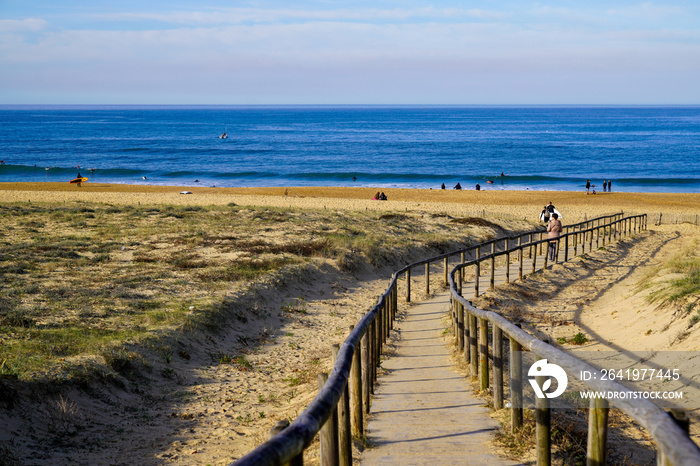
[75,172,83,187]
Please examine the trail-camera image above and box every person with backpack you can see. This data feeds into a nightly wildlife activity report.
[547,213,563,261]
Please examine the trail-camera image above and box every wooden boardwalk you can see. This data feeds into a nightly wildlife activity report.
[360,290,522,465]
[360,241,576,465]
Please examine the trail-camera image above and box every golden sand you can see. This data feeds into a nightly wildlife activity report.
[1,182,698,224]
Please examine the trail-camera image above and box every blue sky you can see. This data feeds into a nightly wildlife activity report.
[1,1,699,104]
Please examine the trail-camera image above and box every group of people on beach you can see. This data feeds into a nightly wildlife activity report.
[373,192,388,200]
[586,179,612,194]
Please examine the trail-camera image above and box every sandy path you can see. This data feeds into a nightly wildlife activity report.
[479,223,700,453]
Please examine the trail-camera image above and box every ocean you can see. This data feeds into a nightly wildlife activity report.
[0,105,699,193]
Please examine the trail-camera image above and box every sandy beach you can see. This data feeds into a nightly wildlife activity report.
[2,182,699,223]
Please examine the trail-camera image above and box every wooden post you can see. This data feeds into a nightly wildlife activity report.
[505,238,510,284]
[555,237,561,263]
[269,420,303,466]
[376,301,383,351]
[479,318,489,390]
[518,236,524,280]
[369,320,376,393]
[390,286,396,330]
[349,327,363,439]
[361,331,370,412]
[318,373,338,466]
[564,233,569,262]
[332,345,352,466]
[543,242,549,270]
[536,375,551,466]
[490,241,496,289]
[461,252,466,284]
[510,336,523,432]
[493,325,503,409]
[444,256,449,286]
[528,233,533,259]
[457,301,465,351]
[469,314,478,378]
[425,262,430,295]
[457,268,462,294]
[385,298,391,341]
[602,224,607,246]
[463,306,470,365]
[405,268,411,302]
[474,262,480,298]
[586,397,609,466]
[452,297,459,344]
[531,241,538,274]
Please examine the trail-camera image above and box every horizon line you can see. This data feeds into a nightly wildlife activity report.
[2,103,700,109]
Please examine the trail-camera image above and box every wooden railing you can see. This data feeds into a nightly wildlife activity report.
[234,212,698,465]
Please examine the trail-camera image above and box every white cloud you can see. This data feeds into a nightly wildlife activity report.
[1,2,699,103]
[91,6,506,26]
[0,18,48,33]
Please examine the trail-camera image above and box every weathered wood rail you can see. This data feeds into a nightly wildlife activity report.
[234,212,700,466]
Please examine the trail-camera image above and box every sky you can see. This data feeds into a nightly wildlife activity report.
[1,1,699,105]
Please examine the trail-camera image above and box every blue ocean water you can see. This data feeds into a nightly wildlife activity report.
[0,105,699,193]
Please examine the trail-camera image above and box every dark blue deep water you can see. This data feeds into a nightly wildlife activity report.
[1,105,699,192]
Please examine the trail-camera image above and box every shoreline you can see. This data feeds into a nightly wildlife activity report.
[1,182,699,224]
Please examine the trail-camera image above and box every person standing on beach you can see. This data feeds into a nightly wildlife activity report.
[586,179,591,194]
[547,213,563,261]
[608,180,612,192]
[603,180,607,192]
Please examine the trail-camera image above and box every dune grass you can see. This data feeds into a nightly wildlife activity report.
[1,201,516,383]
[638,239,700,319]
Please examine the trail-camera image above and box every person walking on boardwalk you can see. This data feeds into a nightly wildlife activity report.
[547,213,563,261]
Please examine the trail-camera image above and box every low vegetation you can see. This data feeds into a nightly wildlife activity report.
[0,202,525,384]
[637,238,700,324]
